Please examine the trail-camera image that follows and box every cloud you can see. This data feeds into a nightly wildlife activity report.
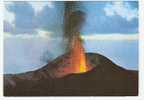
[5,31,138,41]
[4,1,63,35]
[5,1,37,34]
[104,1,138,21]
[4,1,138,35]
[29,1,54,14]
[81,1,138,34]
[4,29,53,39]
[81,34,138,40]
[4,2,15,26]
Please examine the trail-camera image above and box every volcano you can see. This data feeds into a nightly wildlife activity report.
[4,52,138,96]
[4,4,138,96]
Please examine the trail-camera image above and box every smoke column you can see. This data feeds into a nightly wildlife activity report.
[63,1,85,51]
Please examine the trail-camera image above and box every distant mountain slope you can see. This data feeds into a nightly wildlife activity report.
[4,53,138,96]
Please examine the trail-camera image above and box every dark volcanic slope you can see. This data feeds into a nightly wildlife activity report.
[4,53,138,96]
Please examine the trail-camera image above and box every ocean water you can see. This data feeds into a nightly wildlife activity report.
[4,38,138,74]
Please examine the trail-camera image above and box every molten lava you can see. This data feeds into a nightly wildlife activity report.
[47,36,92,78]
[70,37,91,73]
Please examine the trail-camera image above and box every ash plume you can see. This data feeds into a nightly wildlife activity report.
[41,2,86,63]
[64,1,86,51]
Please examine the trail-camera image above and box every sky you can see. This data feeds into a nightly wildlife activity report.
[4,1,139,73]
[4,1,138,36]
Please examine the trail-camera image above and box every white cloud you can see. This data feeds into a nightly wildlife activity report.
[29,1,54,14]
[4,2,15,26]
[37,29,53,38]
[4,29,53,39]
[104,1,138,21]
[5,31,138,41]
[81,34,138,41]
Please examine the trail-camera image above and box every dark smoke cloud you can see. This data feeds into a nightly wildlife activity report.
[63,1,86,51]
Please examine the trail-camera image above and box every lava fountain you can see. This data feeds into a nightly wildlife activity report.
[46,2,92,78]
[63,2,92,74]
[69,36,90,73]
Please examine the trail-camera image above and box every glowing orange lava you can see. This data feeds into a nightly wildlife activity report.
[47,36,92,78]
[70,37,90,73]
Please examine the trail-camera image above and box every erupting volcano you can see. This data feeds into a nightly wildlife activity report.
[43,36,92,78]
[54,3,93,76]
[4,1,138,96]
